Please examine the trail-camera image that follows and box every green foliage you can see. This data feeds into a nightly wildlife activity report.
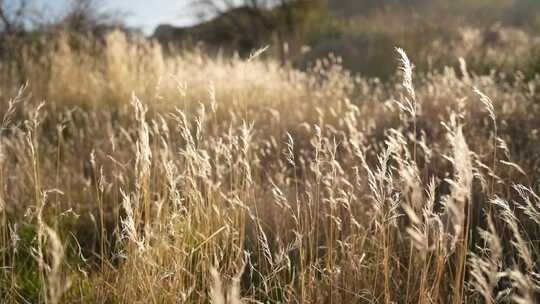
[10,225,41,303]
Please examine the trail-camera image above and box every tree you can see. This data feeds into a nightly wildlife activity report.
[0,0,124,36]
[0,0,36,62]
[191,0,324,62]
[0,0,31,36]
[0,0,125,84]
[57,0,124,34]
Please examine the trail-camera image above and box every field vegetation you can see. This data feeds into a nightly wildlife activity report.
[1,4,540,302]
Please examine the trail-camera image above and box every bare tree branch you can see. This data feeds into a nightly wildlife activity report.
[0,0,29,34]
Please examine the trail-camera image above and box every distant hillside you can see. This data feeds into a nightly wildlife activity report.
[154,0,540,45]
[152,0,540,78]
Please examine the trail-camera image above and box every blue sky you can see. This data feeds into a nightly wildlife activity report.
[25,0,200,34]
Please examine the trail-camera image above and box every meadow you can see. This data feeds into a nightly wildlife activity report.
[1,31,540,303]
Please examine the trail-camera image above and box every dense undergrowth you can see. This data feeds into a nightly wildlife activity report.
[1,32,540,303]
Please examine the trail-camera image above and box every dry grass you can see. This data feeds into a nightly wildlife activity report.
[1,31,540,303]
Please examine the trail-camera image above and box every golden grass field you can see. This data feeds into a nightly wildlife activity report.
[1,31,540,303]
